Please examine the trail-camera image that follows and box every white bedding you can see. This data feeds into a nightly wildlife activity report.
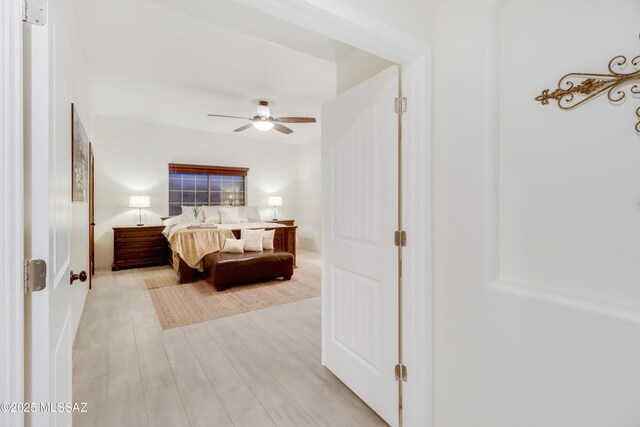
[162,221,284,240]
[214,222,285,230]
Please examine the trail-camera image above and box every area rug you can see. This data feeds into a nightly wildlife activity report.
[145,260,320,329]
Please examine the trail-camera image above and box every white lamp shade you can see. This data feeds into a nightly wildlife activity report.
[268,196,283,207]
[129,195,150,208]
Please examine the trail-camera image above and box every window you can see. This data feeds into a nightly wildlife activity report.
[168,163,248,216]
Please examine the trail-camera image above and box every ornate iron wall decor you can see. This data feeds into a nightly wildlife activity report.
[536,51,640,132]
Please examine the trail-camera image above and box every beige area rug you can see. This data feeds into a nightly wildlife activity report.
[145,260,320,329]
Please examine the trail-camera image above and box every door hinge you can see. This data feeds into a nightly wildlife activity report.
[24,259,47,293]
[394,97,407,115]
[22,0,46,26]
[395,364,407,382]
[394,230,407,247]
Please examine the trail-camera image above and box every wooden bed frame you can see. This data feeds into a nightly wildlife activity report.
[166,225,297,284]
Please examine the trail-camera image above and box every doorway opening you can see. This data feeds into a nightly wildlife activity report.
[19,1,432,426]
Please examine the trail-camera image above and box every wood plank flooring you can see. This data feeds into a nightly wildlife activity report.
[72,250,386,427]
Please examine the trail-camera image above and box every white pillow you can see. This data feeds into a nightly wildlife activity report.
[219,207,240,224]
[163,215,183,226]
[181,205,205,222]
[237,206,249,223]
[246,206,261,222]
[241,228,264,239]
[244,239,263,252]
[241,229,264,252]
[202,206,221,224]
[221,238,245,254]
[263,229,275,250]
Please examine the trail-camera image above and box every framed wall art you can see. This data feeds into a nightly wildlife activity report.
[71,103,89,202]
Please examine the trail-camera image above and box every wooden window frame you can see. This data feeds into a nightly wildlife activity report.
[168,163,249,177]
[167,163,249,216]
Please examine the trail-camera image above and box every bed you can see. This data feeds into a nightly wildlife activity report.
[162,207,297,284]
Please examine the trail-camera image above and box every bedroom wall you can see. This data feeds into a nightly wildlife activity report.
[93,115,302,268]
[298,139,322,251]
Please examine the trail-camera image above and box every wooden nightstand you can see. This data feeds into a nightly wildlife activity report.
[267,219,295,226]
[112,225,167,271]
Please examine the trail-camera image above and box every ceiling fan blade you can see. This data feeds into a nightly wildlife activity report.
[273,123,293,134]
[207,114,252,120]
[233,123,254,133]
[275,117,317,123]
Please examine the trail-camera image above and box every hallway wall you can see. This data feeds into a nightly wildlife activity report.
[59,0,95,338]
[337,0,640,425]
[426,0,640,425]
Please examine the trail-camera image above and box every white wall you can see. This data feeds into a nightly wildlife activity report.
[332,0,640,425]
[337,49,393,94]
[499,0,640,306]
[94,115,302,268]
[57,0,95,339]
[298,139,322,251]
[329,0,430,43]
[425,0,640,425]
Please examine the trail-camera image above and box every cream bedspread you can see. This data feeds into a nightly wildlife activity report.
[168,225,234,272]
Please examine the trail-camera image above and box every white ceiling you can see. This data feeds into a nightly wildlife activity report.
[73,0,343,144]
[146,0,356,62]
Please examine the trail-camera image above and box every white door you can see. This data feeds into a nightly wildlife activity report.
[321,65,400,425]
[24,4,74,426]
[1,1,25,426]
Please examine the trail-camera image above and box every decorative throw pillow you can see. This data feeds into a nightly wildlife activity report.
[163,215,183,226]
[219,207,240,224]
[221,238,245,254]
[241,229,264,252]
[237,206,249,223]
[202,206,221,224]
[244,238,263,252]
[263,229,275,250]
[181,205,204,223]
[246,206,261,222]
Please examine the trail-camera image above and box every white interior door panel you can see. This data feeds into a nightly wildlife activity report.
[322,65,399,426]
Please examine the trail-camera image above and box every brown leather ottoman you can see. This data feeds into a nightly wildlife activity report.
[203,249,294,291]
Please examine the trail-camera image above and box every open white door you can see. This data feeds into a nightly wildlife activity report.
[1,1,25,426]
[24,3,74,426]
[322,65,400,425]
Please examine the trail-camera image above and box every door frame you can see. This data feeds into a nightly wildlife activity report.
[236,1,433,425]
[0,0,25,426]
[89,142,95,288]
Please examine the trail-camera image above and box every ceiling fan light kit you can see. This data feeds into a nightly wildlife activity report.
[253,119,274,131]
[208,100,317,134]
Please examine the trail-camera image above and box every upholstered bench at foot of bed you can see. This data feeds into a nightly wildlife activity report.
[203,249,294,292]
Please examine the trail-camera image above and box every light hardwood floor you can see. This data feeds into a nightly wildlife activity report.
[72,250,386,426]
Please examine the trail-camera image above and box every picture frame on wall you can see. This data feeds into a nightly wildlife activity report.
[71,103,89,202]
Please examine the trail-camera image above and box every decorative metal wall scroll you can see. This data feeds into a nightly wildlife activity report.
[535,49,640,133]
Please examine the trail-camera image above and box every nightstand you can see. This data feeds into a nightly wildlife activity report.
[267,219,295,226]
[112,225,167,271]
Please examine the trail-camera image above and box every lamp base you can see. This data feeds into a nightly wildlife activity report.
[133,209,147,226]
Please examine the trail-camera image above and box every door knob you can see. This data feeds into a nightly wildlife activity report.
[70,270,87,285]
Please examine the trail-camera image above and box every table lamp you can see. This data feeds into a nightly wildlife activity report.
[268,196,283,221]
[129,195,150,226]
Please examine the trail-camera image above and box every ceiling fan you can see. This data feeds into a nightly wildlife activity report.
[207,100,316,135]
